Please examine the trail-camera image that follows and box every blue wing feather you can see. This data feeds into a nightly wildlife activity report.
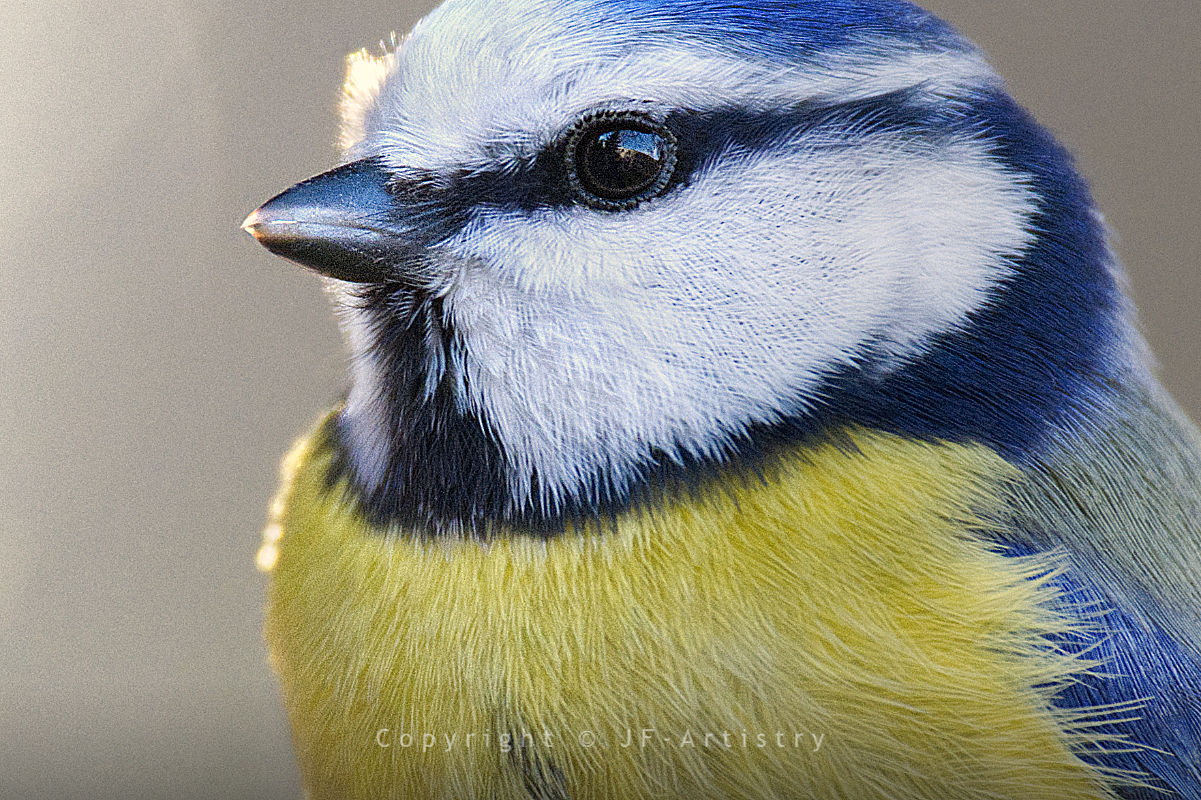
[999,388,1201,798]
[1005,539,1201,797]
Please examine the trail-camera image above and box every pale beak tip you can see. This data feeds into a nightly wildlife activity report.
[241,209,264,238]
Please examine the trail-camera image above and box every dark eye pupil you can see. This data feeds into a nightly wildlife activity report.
[578,127,668,200]
[565,111,678,210]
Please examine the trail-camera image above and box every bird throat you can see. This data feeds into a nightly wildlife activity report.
[260,408,1115,799]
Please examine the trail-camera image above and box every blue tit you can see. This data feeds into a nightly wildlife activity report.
[242,1,1201,798]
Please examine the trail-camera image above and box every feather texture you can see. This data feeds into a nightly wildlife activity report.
[263,412,1128,800]
[247,1,1201,796]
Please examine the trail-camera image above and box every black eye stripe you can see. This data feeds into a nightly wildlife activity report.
[379,89,952,222]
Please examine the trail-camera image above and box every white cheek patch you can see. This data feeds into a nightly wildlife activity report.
[439,134,1036,511]
[329,0,1034,513]
[332,285,394,493]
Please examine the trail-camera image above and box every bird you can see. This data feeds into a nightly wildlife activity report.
[241,0,1201,798]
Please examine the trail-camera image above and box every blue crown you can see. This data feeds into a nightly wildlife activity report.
[577,0,969,59]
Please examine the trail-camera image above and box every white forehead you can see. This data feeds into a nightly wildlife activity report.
[341,0,997,172]
[334,0,1036,515]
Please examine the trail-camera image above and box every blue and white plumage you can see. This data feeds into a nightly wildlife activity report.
[244,1,1201,797]
[335,0,1040,517]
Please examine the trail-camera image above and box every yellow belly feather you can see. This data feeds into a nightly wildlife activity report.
[261,412,1114,799]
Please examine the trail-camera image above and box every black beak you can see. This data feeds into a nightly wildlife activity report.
[242,158,404,283]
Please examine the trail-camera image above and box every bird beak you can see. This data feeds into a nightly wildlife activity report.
[242,158,403,283]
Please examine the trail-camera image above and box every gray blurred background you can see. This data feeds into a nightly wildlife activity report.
[1,2,1197,798]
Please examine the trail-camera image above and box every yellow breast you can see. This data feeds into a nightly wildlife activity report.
[261,411,1113,800]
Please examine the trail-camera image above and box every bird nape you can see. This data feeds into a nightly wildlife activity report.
[243,1,1201,798]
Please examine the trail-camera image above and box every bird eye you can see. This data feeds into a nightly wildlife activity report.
[564,111,677,210]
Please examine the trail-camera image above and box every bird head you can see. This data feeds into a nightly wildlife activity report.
[245,0,1135,533]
